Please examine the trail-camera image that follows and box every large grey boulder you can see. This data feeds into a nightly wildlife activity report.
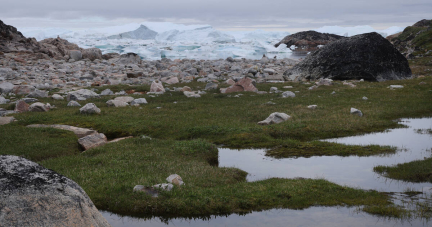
[80,103,101,114]
[114,96,134,103]
[258,112,291,125]
[67,100,81,107]
[284,32,412,81]
[0,82,14,94]
[150,80,165,93]
[12,85,35,95]
[0,155,110,227]
[100,89,114,96]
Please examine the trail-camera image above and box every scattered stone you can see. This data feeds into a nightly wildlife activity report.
[205,82,218,90]
[224,77,257,93]
[343,82,356,88]
[389,85,404,89]
[0,82,14,94]
[26,89,48,98]
[21,98,38,103]
[308,105,317,109]
[166,174,184,186]
[270,87,278,93]
[0,155,110,227]
[350,108,363,117]
[52,94,64,100]
[153,183,174,191]
[12,85,35,95]
[165,77,179,84]
[181,86,192,92]
[0,116,15,125]
[131,98,148,106]
[80,103,101,114]
[362,96,368,100]
[133,185,159,197]
[283,86,293,89]
[100,89,114,96]
[78,133,107,150]
[106,99,129,107]
[67,101,81,107]
[184,91,201,98]
[68,89,100,101]
[114,96,134,103]
[69,50,82,61]
[29,102,49,112]
[14,100,29,113]
[331,91,336,95]
[150,80,165,93]
[258,112,291,125]
[0,96,9,104]
[281,91,296,98]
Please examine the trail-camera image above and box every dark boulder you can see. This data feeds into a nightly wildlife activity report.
[284,32,412,81]
[0,20,45,54]
[274,31,344,52]
[0,155,111,226]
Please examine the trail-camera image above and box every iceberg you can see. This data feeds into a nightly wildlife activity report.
[107,25,157,40]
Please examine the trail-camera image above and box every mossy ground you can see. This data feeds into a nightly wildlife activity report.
[1,64,432,219]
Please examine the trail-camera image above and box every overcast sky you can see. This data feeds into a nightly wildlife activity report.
[1,0,431,32]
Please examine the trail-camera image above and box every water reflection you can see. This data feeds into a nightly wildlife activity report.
[101,207,427,227]
[219,118,432,192]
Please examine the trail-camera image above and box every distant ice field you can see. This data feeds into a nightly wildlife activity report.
[18,22,405,61]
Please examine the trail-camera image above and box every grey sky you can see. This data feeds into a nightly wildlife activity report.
[1,0,431,32]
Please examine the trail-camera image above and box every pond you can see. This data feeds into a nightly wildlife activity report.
[101,117,432,226]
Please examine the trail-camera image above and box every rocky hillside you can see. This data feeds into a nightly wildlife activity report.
[274,31,344,52]
[387,19,432,59]
[0,20,102,61]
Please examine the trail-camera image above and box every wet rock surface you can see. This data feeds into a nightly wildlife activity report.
[284,32,412,81]
[0,155,111,227]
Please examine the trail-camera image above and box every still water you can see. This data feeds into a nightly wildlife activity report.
[101,118,432,226]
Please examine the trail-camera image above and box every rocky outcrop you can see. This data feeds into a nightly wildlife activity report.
[284,32,412,81]
[274,31,344,52]
[0,20,102,61]
[0,155,110,227]
[387,19,432,59]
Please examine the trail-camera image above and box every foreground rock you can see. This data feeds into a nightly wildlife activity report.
[0,155,110,227]
[258,112,291,125]
[275,31,344,52]
[78,133,107,150]
[284,32,412,81]
[223,77,258,93]
[350,108,363,117]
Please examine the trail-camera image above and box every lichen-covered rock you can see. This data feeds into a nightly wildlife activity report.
[284,32,412,81]
[29,102,49,112]
[14,100,29,113]
[0,155,111,227]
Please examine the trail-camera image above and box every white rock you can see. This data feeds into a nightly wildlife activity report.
[362,96,368,100]
[281,91,295,98]
[258,112,291,125]
[114,96,134,103]
[350,108,363,117]
[106,100,129,107]
[52,94,64,100]
[166,174,184,186]
[308,105,317,109]
[131,98,148,105]
[67,101,81,107]
[389,85,404,89]
[153,183,174,191]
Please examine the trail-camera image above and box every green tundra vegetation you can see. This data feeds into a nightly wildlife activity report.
[1,63,432,219]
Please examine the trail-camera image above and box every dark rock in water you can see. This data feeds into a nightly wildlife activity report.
[387,19,432,59]
[284,32,412,81]
[0,155,110,226]
[274,31,344,52]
